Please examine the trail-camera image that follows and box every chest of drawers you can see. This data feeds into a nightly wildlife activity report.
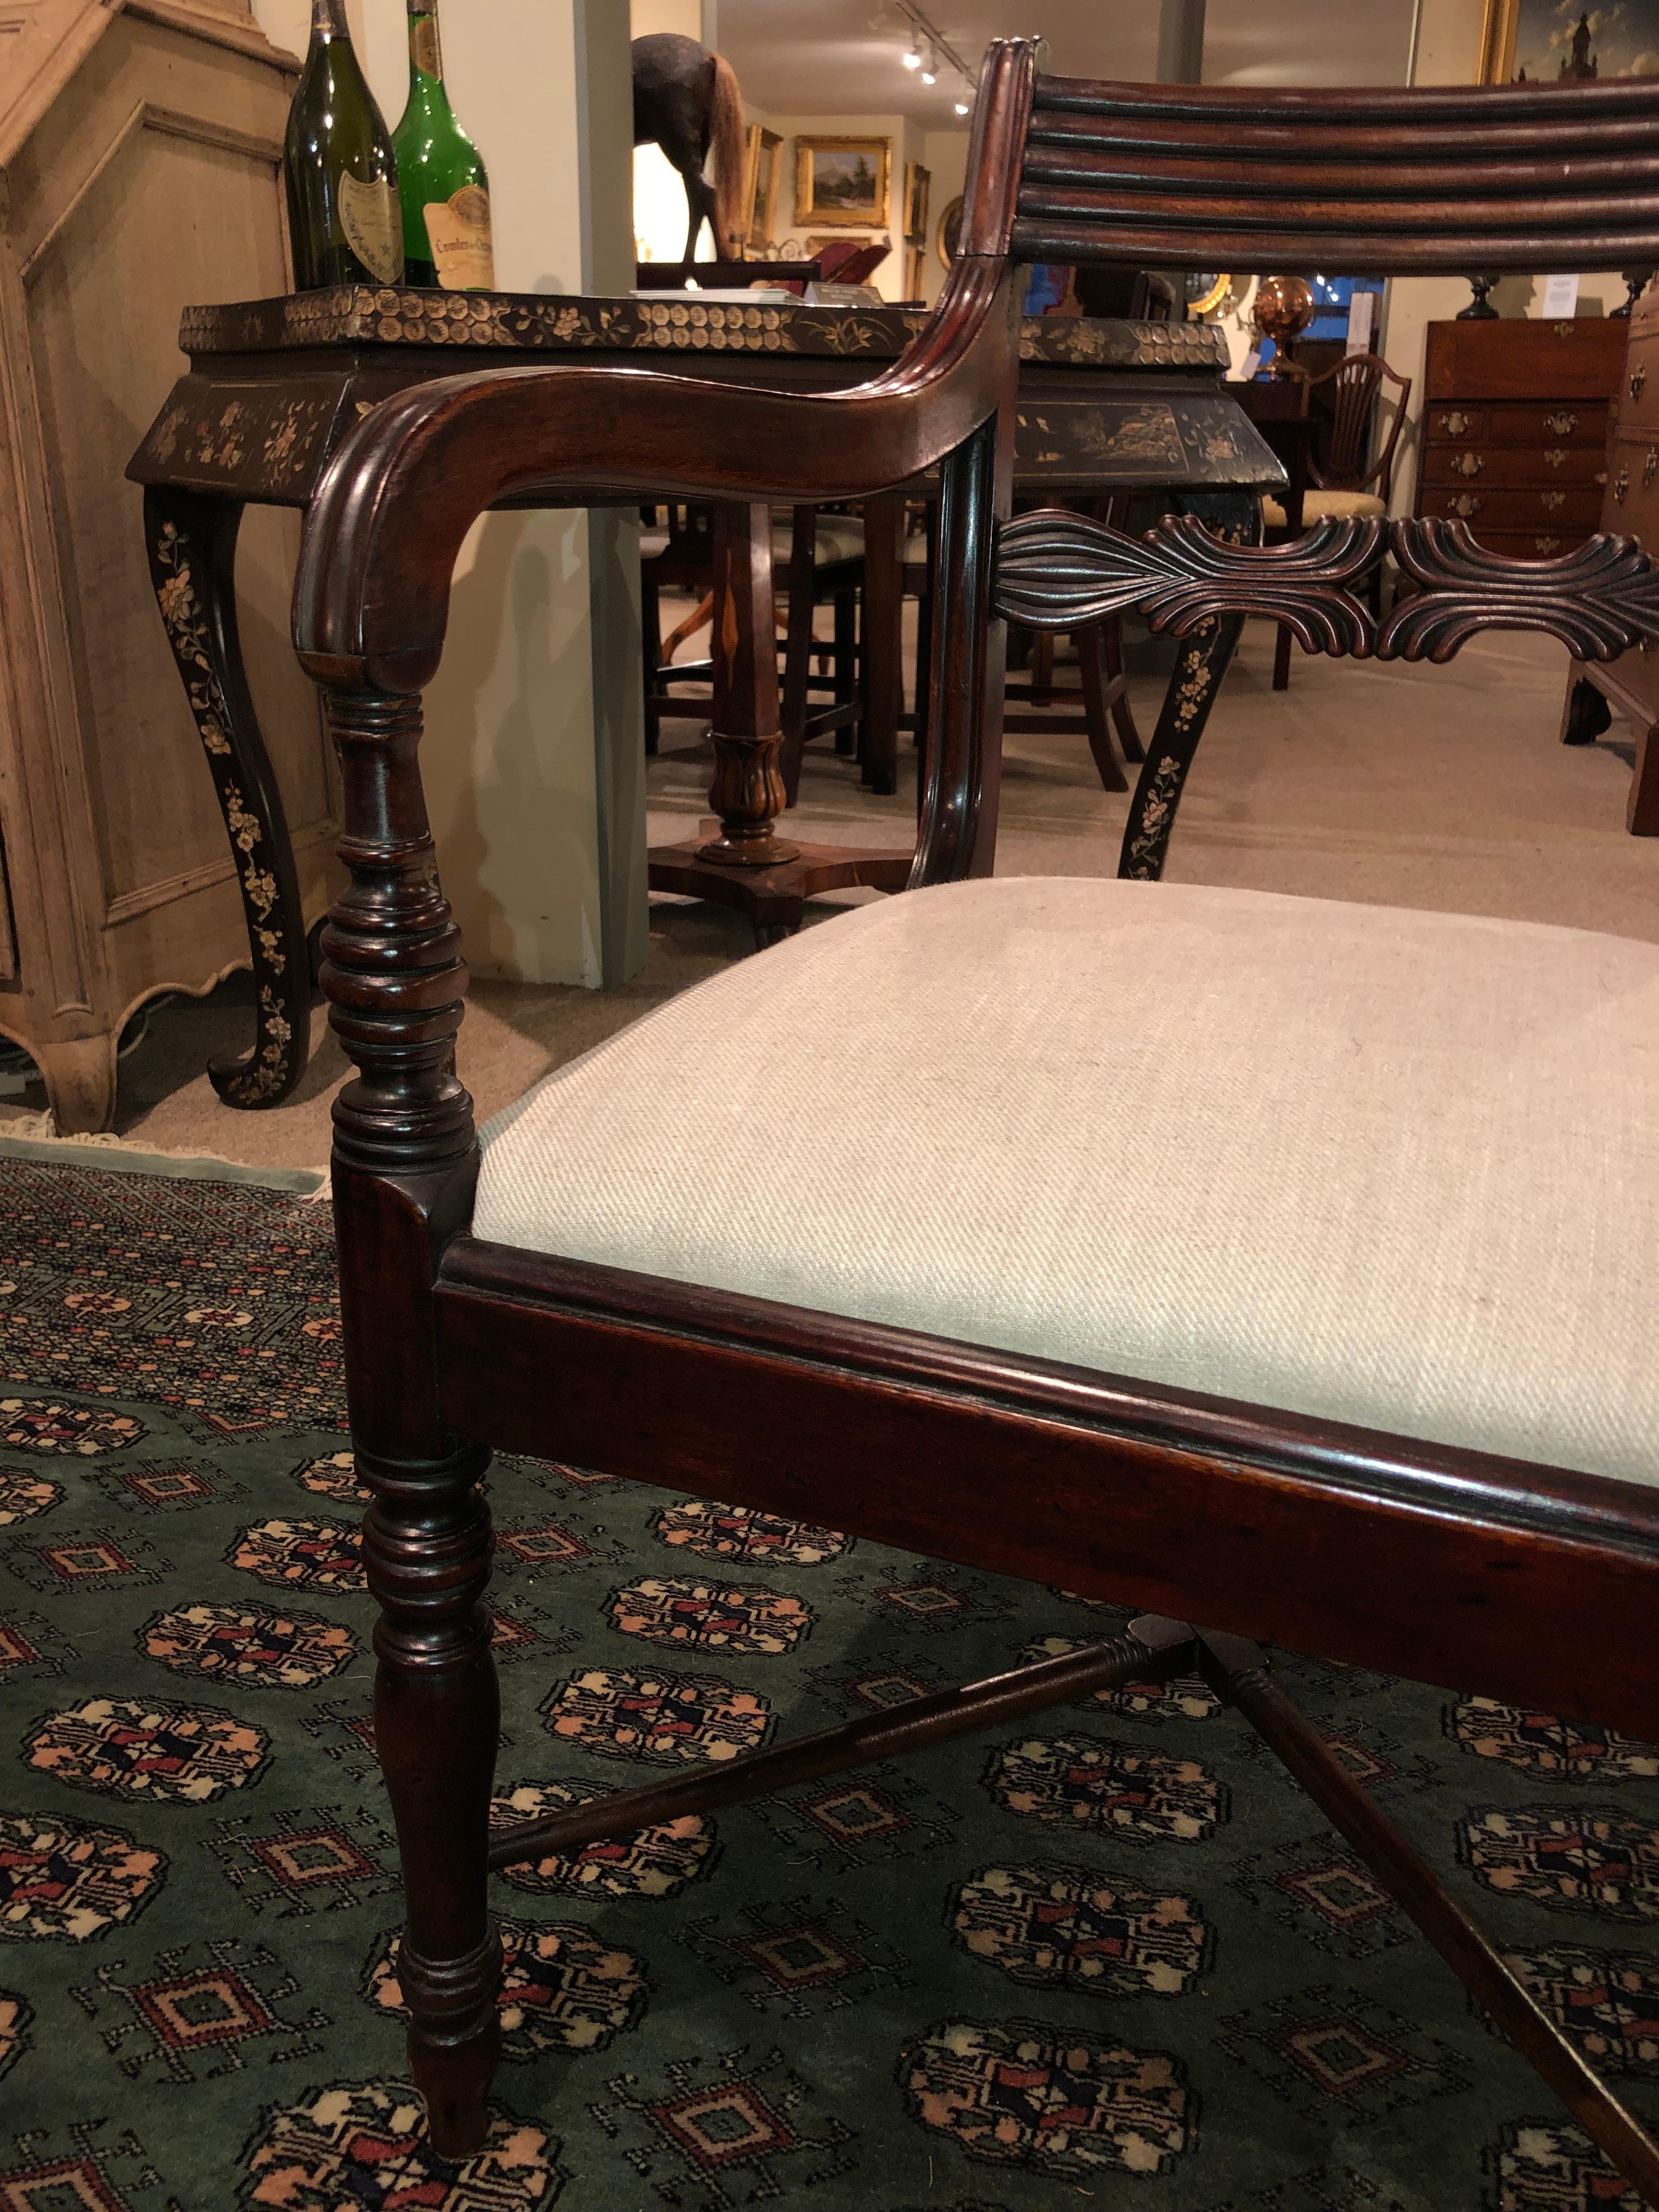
[1557,286,1659,834]
[1415,318,1626,558]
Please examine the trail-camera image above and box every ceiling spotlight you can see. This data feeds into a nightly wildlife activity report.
[902,42,921,67]
[921,50,938,83]
[953,95,970,113]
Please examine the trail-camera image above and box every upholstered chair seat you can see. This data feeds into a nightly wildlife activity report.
[473,876,1659,1488]
[1260,487,1388,528]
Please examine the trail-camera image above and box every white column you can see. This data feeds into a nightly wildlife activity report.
[253,0,648,988]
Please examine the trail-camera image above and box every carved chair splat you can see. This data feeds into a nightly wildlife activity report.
[294,40,1659,2191]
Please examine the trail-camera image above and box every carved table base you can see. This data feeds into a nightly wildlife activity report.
[650,822,911,949]
[648,504,910,945]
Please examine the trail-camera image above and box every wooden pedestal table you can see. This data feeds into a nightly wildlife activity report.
[647,501,911,947]
[129,288,1282,1100]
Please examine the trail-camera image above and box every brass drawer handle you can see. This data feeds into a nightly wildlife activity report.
[1535,535,1561,553]
[1615,469,1631,504]
[1544,448,1568,468]
[1645,445,1659,486]
[1452,451,1484,477]
[1439,410,1472,435]
[1449,493,1482,518]
[1541,490,1568,511]
[1632,364,1649,399]
[1545,410,1579,435]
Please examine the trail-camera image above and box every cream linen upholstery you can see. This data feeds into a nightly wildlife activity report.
[472,878,1659,1487]
[1262,488,1387,528]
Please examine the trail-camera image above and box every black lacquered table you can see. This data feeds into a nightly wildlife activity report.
[128,286,1282,1107]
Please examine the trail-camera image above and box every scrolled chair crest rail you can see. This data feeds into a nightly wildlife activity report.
[992,509,1659,666]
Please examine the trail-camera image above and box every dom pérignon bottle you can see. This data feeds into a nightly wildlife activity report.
[393,1,495,290]
[283,0,404,290]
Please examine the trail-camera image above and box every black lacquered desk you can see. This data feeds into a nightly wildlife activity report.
[128,286,1282,1107]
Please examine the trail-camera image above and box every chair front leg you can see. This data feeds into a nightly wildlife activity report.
[320,685,503,2161]
[363,1429,501,2160]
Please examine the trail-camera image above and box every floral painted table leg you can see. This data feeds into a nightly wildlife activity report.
[143,487,310,1105]
[1116,489,1259,882]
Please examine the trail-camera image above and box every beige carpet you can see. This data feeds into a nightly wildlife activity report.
[19,622,1656,1173]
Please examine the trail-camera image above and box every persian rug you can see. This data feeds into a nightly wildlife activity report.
[0,1155,1655,2212]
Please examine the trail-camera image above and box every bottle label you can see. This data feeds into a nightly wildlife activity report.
[424,185,495,290]
[340,173,403,285]
[410,10,442,76]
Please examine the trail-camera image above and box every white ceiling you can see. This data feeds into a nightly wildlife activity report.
[720,0,1421,123]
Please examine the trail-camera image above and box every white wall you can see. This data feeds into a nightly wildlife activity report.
[252,0,646,988]
[918,129,968,306]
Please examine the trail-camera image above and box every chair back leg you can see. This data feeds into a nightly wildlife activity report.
[912,410,1008,883]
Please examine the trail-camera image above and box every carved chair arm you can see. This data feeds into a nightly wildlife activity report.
[295,37,1039,700]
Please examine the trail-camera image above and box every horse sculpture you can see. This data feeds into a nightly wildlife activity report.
[632,33,746,264]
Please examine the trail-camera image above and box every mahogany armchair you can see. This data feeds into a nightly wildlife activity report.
[294,42,1659,2193]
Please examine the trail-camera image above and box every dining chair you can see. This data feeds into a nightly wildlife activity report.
[292,41,1659,2193]
[1262,349,1413,532]
[1260,351,1413,684]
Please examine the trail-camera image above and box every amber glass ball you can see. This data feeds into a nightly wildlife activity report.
[1250,274,1315,351]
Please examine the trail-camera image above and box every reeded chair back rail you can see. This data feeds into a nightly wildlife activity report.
[293,38,1659,2188]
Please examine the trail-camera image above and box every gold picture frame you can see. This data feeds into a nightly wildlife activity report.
[936,194,964,270]
[794,135,892,230]
[1477,0,1516,82]
[741,125,783,247]
[903,161,931,244]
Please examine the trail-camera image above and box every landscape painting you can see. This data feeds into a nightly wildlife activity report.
[794,136,891,229]
[1483,0,1659,82]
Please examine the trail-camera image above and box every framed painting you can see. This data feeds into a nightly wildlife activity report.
[742,125,783,246]
[794,135,893,229]
[1480,0,1659,83]
[904,161,931,244]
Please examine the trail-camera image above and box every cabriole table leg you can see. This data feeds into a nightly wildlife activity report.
[1116,488,1257,882]
[143,486,310,1106]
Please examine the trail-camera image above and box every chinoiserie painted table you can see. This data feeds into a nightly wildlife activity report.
[127,286,1282,1108]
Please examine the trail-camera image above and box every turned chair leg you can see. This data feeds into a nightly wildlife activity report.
[365,1434,503,2159]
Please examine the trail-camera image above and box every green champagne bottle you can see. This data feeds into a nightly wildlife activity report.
[393,1,495,290]
[283,0,404,290]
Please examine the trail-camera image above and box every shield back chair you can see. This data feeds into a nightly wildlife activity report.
[294,42,1659,2192]
[1260,349,1413,684]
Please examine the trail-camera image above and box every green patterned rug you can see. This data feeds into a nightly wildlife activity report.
[0,1155,1655,2211]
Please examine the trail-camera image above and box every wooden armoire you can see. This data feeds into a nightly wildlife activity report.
[0,0,335,1130]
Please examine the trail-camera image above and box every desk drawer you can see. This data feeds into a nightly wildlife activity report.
[1424,402,1606,447]
[1604,432,1659,536]
[1420,444,1606,488]
[1417,483,1605,530]
[1618,330,1659,433]
[1463,527,1604,558]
